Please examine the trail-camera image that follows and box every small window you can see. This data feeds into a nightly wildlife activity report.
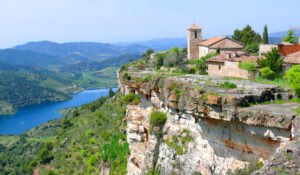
[194,31,197,39]
[219,65,221,70]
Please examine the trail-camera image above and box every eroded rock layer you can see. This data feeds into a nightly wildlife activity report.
[119,71,300,175]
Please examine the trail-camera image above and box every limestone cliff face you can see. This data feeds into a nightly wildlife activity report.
[118,71,300,175]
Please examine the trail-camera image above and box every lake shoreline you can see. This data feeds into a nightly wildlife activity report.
[0,87,118,116]
[0,88,117,135]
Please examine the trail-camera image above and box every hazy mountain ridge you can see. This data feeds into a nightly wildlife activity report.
[0,49,67,67]
[14,41,149,60]
[115,38,187,50]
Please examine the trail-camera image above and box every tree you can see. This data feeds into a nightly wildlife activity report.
[282,30,297,44]
[232,25,261,45]
[263,25,269,44]
[141,49,154,63]
[232,25,262,54]
[257,48,284,76]
[285,65,300,96]
[62,118,72,129]
[109,88,115,97]
[36,142,54,164]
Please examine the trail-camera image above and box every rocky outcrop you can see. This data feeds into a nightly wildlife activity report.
[119,71,300,175]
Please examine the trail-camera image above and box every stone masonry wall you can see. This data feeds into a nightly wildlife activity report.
[208,61,257,79]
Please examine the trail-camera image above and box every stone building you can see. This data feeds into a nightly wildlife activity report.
[207,53,258,79]
[283,51,300,72]
[187,24,244,60]
[259,37,300,56]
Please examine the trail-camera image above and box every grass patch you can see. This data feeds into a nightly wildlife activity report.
[220,81,238,88]
[251,76,290,88]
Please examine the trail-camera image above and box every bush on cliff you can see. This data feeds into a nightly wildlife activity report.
[120,93,140,105]
[150,111,167,134]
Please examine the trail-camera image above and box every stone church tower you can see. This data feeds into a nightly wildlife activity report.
[187,24,202,60]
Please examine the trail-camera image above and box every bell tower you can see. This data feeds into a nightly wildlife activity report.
[187,24,202,60]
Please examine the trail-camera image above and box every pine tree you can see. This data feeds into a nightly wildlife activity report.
[282,30,297,44]
[263,25,269,44]
[109,88,115,97]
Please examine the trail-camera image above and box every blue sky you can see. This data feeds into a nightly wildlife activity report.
[0,0,299,48]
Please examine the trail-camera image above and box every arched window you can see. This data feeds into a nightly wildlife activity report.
[219,65,221,70]
[194,31,197,39]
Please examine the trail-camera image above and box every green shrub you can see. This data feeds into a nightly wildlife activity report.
[36,142,54,164]
[80,150,87,157]
[285,65,300,97]
[220,82,237,88]
[88,155,98,166]
[238,61,256,72]
[150,111,167,127]
[188,68,196,74]
[260,67,275,80]
[257,48,283,76]
[120,93,140,105]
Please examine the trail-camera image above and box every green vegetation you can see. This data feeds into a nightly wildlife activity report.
[260,67,275,80]
[161,47,187,68]
[165,129,194,155]
[263,24,269,44]
[285,65,300,97]
[282,29,298,44]
[101,134,129,174]
[292,106,300,116]
[251,76,290,88]
[28,92,129,175]
[0,68,72,115]
[232,25,261,54]
[257,48,283,78]
[238,61,256,72]
[142,49,155,63]
[220,82,238,88]
[150,111,167,134]
[187,52,219,75]
[120,93,140,105]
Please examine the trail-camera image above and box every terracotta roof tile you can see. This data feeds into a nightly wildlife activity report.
[199,36,227,46]
[284,51,300,64]
[188,24,201,30]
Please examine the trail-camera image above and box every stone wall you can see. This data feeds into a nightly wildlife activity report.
[259,44,278,56]
[118,71,299,175]
[207,61,257,79]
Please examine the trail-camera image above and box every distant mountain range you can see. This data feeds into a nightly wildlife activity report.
[14,41,150,61]
[114,38,187,51]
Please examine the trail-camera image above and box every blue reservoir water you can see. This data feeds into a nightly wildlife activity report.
[0,88,117,135]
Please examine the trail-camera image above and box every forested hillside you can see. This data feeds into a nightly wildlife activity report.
[0,90,131,175]
[0,62,74,115]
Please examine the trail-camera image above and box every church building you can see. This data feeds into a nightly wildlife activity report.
[187,24,245,60]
